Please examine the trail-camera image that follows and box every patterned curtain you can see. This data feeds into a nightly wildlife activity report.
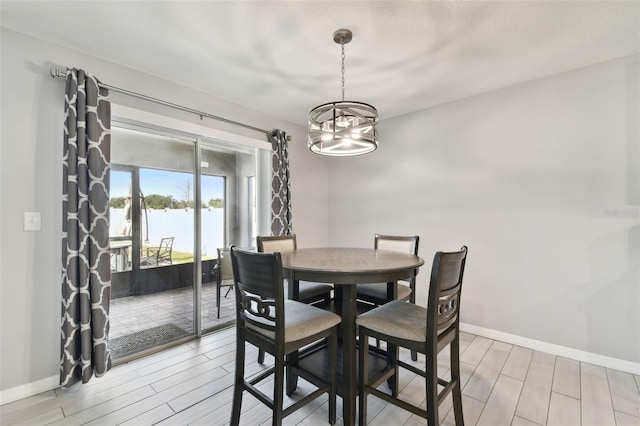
[270,129,292,236]
[60,68,112,387]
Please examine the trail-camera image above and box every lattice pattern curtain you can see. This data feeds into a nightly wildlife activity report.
[60,68,112,387]
[270,129,292,236]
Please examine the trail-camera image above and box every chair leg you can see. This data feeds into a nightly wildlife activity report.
[425,351,439,426]
[258,349,265,364]
[286,349,299,396]
[273,353,285,426]
[225,285,233,298]
[410,280,418,361]
[230,332,245,426]
[386,342,399,397]
[452,380,464,426]
[358,327,369,426]
[216,281,221,319]
[451,337,464,426]
[329,330,337,425]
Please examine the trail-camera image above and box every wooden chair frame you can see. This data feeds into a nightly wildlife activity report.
[256,234,334,364]
[358,246,468,426]
[357,233,420,360]
[257,234,333,304]
[230,247,339,426]
[357,234,419,305]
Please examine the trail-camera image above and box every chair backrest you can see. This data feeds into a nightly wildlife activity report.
[230,246,285,338]
[375,234,419,256]
[427,246,468,343]
[257,234,297,254]
[376,235,419,287]
[216,247,234,281]
[158,237,174,262]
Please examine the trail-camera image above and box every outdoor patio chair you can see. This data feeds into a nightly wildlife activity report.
[215,247,234,318]
[142,237,174,266]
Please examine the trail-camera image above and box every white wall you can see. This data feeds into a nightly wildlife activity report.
[0,28,330,394]
[328,55,640,364]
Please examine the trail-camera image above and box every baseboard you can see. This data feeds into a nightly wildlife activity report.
[460,322,640,375]
[0,375,59,406]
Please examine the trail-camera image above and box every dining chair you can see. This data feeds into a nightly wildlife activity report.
[356,246,468,426]
[357,234,420,360]
[141,236,174,266]
[257,234,333,304]
[214,247,234,319]
[257,234,334,364]
[229,246,341,426]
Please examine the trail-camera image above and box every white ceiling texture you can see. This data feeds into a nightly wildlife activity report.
[2,1,639,126]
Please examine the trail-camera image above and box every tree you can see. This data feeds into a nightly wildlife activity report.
[208,198,224,208]
[109,196,126,208]
[144,194,175,209]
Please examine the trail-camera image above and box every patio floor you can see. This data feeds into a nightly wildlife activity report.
[109,280,236,359]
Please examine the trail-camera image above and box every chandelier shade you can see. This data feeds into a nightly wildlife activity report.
[308,101,378,156]
[308,29,379,157]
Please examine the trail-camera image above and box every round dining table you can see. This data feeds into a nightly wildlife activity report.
[280,247,424,425]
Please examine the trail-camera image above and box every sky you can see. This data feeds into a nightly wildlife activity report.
[111,169,224,202]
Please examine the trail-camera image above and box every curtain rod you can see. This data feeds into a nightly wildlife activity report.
[50,67,280,138]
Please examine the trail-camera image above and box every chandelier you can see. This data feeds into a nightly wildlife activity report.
[308,29,379,156]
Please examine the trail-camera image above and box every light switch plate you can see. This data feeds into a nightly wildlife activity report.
[24,212,41,231]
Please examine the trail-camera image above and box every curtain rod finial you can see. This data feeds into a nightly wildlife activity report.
[50,68,64,78]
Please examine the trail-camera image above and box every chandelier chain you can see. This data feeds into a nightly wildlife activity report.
[341,43,345,101]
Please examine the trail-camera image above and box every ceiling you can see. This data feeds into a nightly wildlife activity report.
[2,1,639,126]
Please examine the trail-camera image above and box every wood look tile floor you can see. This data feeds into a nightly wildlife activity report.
[2,327,639,426]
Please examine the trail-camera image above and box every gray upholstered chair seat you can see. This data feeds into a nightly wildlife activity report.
[357,300,432,342]
[298,281,334,299]
[356,283,411,302]
[248,300,341,343]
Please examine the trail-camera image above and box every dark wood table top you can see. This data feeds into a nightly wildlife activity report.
[280,247,424,284]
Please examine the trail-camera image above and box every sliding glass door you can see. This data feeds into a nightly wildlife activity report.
[108,120,269,360]
[199,141,260,330]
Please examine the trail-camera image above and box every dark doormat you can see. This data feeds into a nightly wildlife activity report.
[109,323,189,360]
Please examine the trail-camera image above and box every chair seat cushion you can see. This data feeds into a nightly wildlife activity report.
[356,300,427,342]
[299,281,333,299]
[248,300,341,343]
[356,283,412,301]
[219,279,234,286]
